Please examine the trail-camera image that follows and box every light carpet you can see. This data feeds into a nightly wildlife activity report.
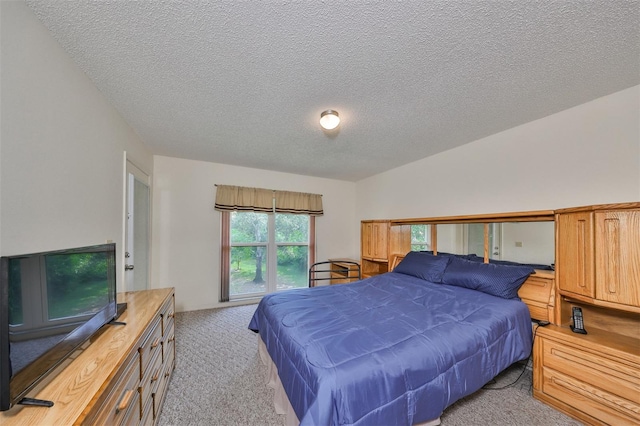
[158,304,582,426]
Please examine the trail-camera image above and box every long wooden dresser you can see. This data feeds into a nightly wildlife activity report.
[0,287,176,426]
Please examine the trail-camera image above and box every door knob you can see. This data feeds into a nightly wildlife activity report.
[125,264,134,271]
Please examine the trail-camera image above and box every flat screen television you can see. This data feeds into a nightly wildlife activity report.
[0,243,118,411]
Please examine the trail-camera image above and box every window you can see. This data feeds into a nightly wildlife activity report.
[215,185,322,302]
[224,211,314,299]
[411,224,431,251]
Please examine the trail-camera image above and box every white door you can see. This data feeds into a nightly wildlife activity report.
[465,223,502,259]
[125,161,150,291]
[490,223,503,259]
[466,224,485,257]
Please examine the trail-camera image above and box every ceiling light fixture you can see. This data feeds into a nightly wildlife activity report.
[319,110,340,130]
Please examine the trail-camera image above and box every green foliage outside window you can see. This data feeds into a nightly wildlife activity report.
[411,225,430,252]
[230,212,310,296]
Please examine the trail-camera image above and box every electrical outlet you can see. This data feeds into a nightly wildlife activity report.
[515,241,523,247]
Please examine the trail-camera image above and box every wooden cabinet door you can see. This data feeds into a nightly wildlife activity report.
[361,222,388,260]
[361,222,373,259]
[557,212,595,298]
[595,210,640,307]
[372,223,388,260]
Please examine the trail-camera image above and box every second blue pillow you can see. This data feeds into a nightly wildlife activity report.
[441,256,534,299]
[394,251,451,283]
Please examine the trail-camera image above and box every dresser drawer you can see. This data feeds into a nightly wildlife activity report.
[85,354,141,425]
[153,346,176,421]
[518,273,553,322]
[527,303,551,323]
[519,273,553,304]
[139,343,163,417]
[140,394,154,426]
[542,338,640,401]
[160,295,175,338]
[138,316,163,379]
[542,367,640,425]
[162,323,176,364]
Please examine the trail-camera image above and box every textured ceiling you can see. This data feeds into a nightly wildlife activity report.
[25,1,640,181]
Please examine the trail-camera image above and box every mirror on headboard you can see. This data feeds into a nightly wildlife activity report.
[391,210,558,323]
[397,210,556,269]
[432,222,555,266]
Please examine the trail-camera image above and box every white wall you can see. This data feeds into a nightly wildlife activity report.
[435,224,464,254]
[500,222,555,265]
[356,86,640,220]
[0,1,153,292]
[150,156,357,312]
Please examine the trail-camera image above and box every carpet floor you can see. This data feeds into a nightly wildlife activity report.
[158,304,583,426]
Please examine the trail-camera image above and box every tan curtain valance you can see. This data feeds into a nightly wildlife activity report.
[215,185,323,216]
[214,185,273,213]
[275,190,323,215]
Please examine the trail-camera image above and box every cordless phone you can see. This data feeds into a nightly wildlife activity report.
[570,306,587,334]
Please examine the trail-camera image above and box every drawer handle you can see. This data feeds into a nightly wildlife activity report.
[151,368,160,383]
[168,335,175,343]
[168,312,175,319]
[164,371,171,378]
[116,389,135,413]
[151,337,161,349]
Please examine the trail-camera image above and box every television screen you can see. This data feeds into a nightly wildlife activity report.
[0,243,117,411]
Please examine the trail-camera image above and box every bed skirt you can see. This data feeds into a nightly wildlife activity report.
[257,336,441,426]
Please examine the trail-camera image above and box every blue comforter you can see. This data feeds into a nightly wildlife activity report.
[248,272,532,425]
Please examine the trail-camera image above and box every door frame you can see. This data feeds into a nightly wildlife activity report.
[124,156,152,292]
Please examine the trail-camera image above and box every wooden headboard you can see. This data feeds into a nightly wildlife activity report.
[389,254,556,323]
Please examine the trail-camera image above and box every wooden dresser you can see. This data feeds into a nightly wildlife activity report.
[533,203,640,425]
[0,287,176,426]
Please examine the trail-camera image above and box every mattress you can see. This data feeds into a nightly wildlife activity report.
[249,272,533,425]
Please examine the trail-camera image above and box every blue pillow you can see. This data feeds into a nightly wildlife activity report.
[441,256,534,299]
[464,254,553,270]
[420,251,468,259]
[394,251,451,283]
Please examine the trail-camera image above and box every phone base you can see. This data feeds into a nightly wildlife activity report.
[570,325,587,334]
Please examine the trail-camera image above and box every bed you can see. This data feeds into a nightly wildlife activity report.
[248,251,544,425]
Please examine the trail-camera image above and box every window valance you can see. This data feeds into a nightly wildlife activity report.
[214,185,323,216]
[214,185,274,213]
